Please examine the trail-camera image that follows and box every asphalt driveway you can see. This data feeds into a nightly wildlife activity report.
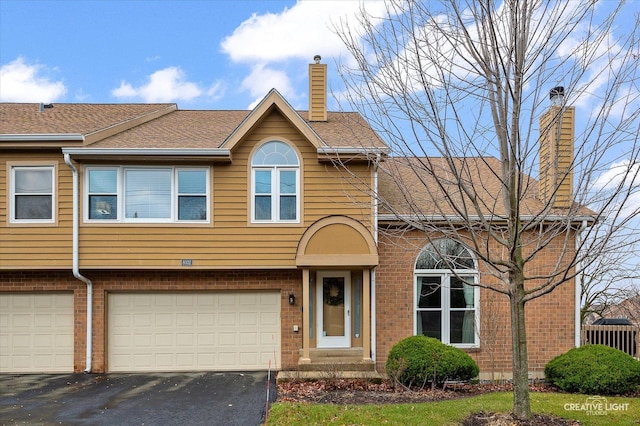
[0,371,276,425]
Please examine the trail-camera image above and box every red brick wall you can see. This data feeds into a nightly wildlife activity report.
[375,228,576,379]
[0,269,303,373]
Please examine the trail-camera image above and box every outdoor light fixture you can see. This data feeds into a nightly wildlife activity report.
[288,293,295,305]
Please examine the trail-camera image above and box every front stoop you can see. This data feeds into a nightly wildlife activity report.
[276,348,385,383]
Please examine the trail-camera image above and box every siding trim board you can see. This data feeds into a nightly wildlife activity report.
[222,89,325,151]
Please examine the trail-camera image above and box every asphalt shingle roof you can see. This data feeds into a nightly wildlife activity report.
[0,103,175,135]
[0,103,387,150]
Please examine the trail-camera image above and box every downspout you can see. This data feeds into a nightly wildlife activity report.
[575,219,588,348]
[371,153,381,362]
[64,153,93,373]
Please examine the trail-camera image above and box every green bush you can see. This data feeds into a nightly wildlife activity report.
[385,335,479,388]
[544,344,640,395]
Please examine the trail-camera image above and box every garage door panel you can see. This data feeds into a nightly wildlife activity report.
[261,312,279,325]
[240,312,258,325]
[197,313,215,326]
[240,332,257,345]
[198,333,215,345]
[219,312,237,326]
[0,293,74,373]
[108,292,280,372]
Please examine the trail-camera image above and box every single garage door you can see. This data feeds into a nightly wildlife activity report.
[108,292,281,372]
[0,293,74,373]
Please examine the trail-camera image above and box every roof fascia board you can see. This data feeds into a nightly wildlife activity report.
[221,89,325,150]
[377,213,597,225]
[83,104,178,145]
[317,146,390,161]
[63,147,231,162]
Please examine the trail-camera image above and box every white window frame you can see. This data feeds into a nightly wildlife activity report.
[10,165,56,224]
[84,166,210,223]
[414,241,480,349]
[250,141,300,224]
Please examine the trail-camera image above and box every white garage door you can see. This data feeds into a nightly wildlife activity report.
[0,293,74,373]
[108,292,281,372]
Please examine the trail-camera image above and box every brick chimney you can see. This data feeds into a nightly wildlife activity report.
[308,55,327,122]
[539,86,574,208]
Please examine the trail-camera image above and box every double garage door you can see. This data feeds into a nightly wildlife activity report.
[1,291,280,374]
[108,292,281,372]
[0,293,74,373]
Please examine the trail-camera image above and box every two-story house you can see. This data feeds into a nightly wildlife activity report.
[1,58,581,380]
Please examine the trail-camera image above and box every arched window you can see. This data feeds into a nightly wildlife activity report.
[251,141,300,223]
[415,239,479,347]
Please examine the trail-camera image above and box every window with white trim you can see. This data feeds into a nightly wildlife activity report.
[251,141,300,223]
[10,165,55,223]
[86,166,209,222]
[415,239,479,348]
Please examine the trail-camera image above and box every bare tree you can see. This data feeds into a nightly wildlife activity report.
[334,0,640,420]
[580,225,640,324]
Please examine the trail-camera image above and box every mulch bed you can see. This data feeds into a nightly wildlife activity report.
[277,379,583,425]
[277,378,554,405]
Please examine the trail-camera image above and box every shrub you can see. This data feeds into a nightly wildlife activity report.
[544,344,640,395]
[385,335,479,388]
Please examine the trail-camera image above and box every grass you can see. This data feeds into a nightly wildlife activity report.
[266,392,640,425]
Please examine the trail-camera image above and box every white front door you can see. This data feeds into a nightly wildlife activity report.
[316,270,351,348]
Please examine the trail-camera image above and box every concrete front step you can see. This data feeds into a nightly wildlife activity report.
[298,348,364,362]
[297,360,376,372]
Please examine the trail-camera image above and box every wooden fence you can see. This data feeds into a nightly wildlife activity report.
[581,324,639,358]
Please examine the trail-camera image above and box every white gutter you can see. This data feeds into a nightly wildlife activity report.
[62,148,231,157]
[575,219,588,347]
[64,153,93,373]
[0,134,85,142]
[317,146,390,156]
[371,153,381,362]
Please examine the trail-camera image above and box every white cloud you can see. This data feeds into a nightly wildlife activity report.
[206,81,226,102]
[0,57,66,102]
[592,160,640,191]
[241,64,297,108]
[220,1,390,106]
[112,67,202,103]
[221,1,388,64]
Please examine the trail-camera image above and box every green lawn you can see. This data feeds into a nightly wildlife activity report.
[266,392,639,425]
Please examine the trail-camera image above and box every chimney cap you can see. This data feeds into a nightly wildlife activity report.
[550,86,564,106]
[550,86,564,99]
[313,55,321,64]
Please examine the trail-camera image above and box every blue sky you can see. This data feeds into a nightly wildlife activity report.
[1,0,389,110]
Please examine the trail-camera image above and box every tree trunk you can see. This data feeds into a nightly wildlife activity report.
[510,276,531,420]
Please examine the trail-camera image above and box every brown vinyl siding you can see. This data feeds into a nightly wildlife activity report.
[0,152,72,268]
[0,110,373,270]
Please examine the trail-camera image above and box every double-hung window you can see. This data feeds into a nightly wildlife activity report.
[86,166,209,222]
[415,239,479,348]
[251,141,300,223]
[10,165,55,223]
